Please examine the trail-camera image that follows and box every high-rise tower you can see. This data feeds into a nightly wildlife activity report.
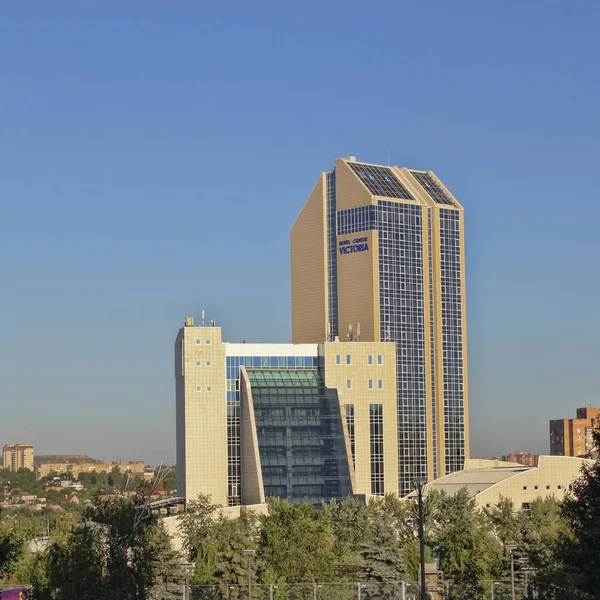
[291,156,469,495]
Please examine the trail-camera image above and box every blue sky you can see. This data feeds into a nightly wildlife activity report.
[1,1,599,464]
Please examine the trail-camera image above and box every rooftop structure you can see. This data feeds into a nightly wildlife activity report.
[412,456,591,509]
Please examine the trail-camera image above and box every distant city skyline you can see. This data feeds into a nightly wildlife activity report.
[2,3,600,464]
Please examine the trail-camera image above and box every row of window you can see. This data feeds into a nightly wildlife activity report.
[522,484,564,491]
[195,339,212,345]
[335,354,384,366]
[195,386,213,392]
[195,360,212,367]
[345,379,384,390]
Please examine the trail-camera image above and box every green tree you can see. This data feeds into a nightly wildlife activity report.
[258,500,337,583]
[177,495,220,584]
[517,497,565,598]
[427,489,502,599]
[39,523,105,600]
[323,496,370,576]
[0,468,43,497]
[544,430,600,598]
[358,516,404,598]
[148,523,183,600]
[31,496,184,600]
[90,496,156,600]
[367,493,432,581]
[214,513,258,597]
[485,497,521,547]
[0,528,23,580]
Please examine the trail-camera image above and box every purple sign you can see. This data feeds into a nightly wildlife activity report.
[0,589,27,599]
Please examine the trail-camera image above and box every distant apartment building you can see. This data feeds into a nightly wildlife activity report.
[498,452,539,467]
[550,407,599,457]
[35,454,92,465]
[3,443,34,471]
[36,459,145,479]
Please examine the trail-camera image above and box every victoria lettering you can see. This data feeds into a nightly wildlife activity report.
[339,237,369,255]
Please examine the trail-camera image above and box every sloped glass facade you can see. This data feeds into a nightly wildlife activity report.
[246,369,353,505]
[226,355,317,506]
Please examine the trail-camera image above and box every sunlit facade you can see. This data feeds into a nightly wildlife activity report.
[175,318,397,506]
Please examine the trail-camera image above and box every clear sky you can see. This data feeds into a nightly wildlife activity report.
[1,1,599,465]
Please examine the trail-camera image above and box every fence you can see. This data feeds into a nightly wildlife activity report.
[157,582,424,600]
[156,579,547,600]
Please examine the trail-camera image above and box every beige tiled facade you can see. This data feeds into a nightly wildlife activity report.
[291,156,469,495]
[175,319,399,505]
[434,456,592,509]
[320,342,398,496]
[175,321,228,506]
[3,444,34,472]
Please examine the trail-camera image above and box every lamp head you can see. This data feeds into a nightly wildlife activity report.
[412,477,427,493]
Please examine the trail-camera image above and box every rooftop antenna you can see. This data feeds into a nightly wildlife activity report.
[201,309,206,327]
[326,322,331,342]
[385,325,391,342]
[211,318,216,327]
[347,324,353,342]
[387,149,390,166]
[356,323,360,342]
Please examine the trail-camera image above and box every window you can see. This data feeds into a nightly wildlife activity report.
[206,386,212,392]
[196,361,202,367]
[346,379,352,390]
[522,486,527,491]
[344,404,355,466]
[206,339,211,345]
[378,379,383,390]
[377,355,383,365]
[369,404,384,495]
[368,355,373,365]
[368,379,373,390]
[346,354,351,365]
[336,355,341,365]
[534,485,538,490]
[195,339,201,345]
[206,361,212,367]
[557,485,563,490]
[196,386,202,392]
[522,502,531,510]
[546,485,551,490]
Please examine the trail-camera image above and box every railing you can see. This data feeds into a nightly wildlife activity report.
[157,582,423,600]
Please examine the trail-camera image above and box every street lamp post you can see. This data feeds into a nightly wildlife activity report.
[413,478,427,600]
[491,580,510,600]
[180,562,194,600]
[522,567,535,599]
[505,544,518,600]
[244,549,256,600]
